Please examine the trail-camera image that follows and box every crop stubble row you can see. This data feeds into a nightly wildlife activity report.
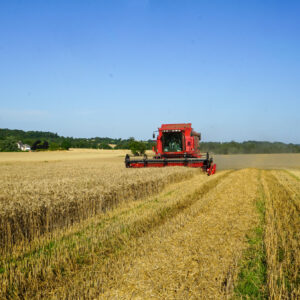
[51,169,298,299]
[0,152,299,299]
[2,169,261,299]
[0,159,197,253]
[263,170,300,299]
[0,168,218,298]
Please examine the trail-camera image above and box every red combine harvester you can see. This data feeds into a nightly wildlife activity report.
[125,123,216,175]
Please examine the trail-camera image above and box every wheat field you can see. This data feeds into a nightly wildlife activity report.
[0,150,299,299]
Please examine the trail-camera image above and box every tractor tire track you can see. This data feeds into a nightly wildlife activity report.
[1,171,231,299]
[262,171,300,299]
[49,169,260,299]
[0,168,197,254]
[271,170,300,212]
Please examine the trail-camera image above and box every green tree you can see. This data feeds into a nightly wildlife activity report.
[31,140,49,150]
[0,138,19,152]
[129,140,146,156]
[61,140,71,150]
[98,143,112,149]
[49,142,60,150]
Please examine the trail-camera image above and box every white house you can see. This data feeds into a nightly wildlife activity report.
[17,141,31,151]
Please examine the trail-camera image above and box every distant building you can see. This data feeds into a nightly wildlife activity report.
[17,141,31,151]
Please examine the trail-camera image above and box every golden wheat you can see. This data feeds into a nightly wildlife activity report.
[263,170,300,299]
[45,169,259,299]
[0,151,299,299]
[0,152,197,253]
[0,168,214,298]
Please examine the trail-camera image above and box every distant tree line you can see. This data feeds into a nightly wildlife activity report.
[0,129,154,152]
[0,128,299,154]
[200,141,300,154]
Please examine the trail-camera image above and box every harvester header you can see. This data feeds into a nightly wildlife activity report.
[125,123,216,175]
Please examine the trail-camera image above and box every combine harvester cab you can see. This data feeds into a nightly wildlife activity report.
[125,123,216,175]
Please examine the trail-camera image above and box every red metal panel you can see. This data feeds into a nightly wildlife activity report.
[160,123,192,130]
[185,136,193,152]
[157,123,202,158]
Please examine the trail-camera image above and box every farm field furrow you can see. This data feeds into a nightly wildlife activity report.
[271,170,300,211]
[42,169,259,299]
[262,171,300,299]
[0,151,299,299]
[0,169,228,298]
[0,156,197,253]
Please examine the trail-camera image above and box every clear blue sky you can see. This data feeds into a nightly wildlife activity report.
[0,0,299,143]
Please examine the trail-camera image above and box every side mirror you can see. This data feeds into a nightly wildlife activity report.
[153,133,155,139]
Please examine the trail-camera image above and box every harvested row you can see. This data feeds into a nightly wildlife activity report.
[0,159,197,254]
[0,170,226,299]
[263,170,300,299]
[272,170,300,211]
[44,169,259,299]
